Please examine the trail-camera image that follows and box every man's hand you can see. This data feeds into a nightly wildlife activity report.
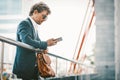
[47,38,57,46]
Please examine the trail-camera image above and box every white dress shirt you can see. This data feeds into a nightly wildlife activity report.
[29,16,38,35]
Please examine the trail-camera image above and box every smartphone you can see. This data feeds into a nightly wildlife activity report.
[55,37,62,42]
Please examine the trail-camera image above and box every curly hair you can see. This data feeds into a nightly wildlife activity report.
[29,2,51,16]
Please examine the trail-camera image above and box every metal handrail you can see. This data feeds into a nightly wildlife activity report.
[0,35,94,67]
[0,35,40,52]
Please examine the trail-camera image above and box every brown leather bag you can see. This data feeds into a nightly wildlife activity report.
[37,50,55,78]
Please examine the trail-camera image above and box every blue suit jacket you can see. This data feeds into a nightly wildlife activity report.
[13,18,47,79]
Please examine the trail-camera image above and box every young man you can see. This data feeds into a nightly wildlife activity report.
[13,2,57,80]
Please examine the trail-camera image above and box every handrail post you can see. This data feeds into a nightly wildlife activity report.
[65,61,67,75]
[56,57,57,75]
[0,42,4,80]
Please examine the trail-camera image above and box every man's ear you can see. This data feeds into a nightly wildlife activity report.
[33,10,39,14]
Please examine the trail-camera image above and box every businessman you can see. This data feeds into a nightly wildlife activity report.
[13,2,57,80]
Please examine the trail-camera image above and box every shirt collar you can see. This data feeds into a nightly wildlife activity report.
[29,16,38,31]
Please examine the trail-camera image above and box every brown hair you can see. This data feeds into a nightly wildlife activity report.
[29,2,51,16]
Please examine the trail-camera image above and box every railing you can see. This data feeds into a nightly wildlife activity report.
[0,35,95,79]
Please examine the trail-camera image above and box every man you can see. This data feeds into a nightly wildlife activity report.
[13,2,57,80]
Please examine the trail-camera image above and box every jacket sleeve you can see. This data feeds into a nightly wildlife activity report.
[17,21,47,50]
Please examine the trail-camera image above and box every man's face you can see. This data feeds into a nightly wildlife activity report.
[33,10,48,25]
